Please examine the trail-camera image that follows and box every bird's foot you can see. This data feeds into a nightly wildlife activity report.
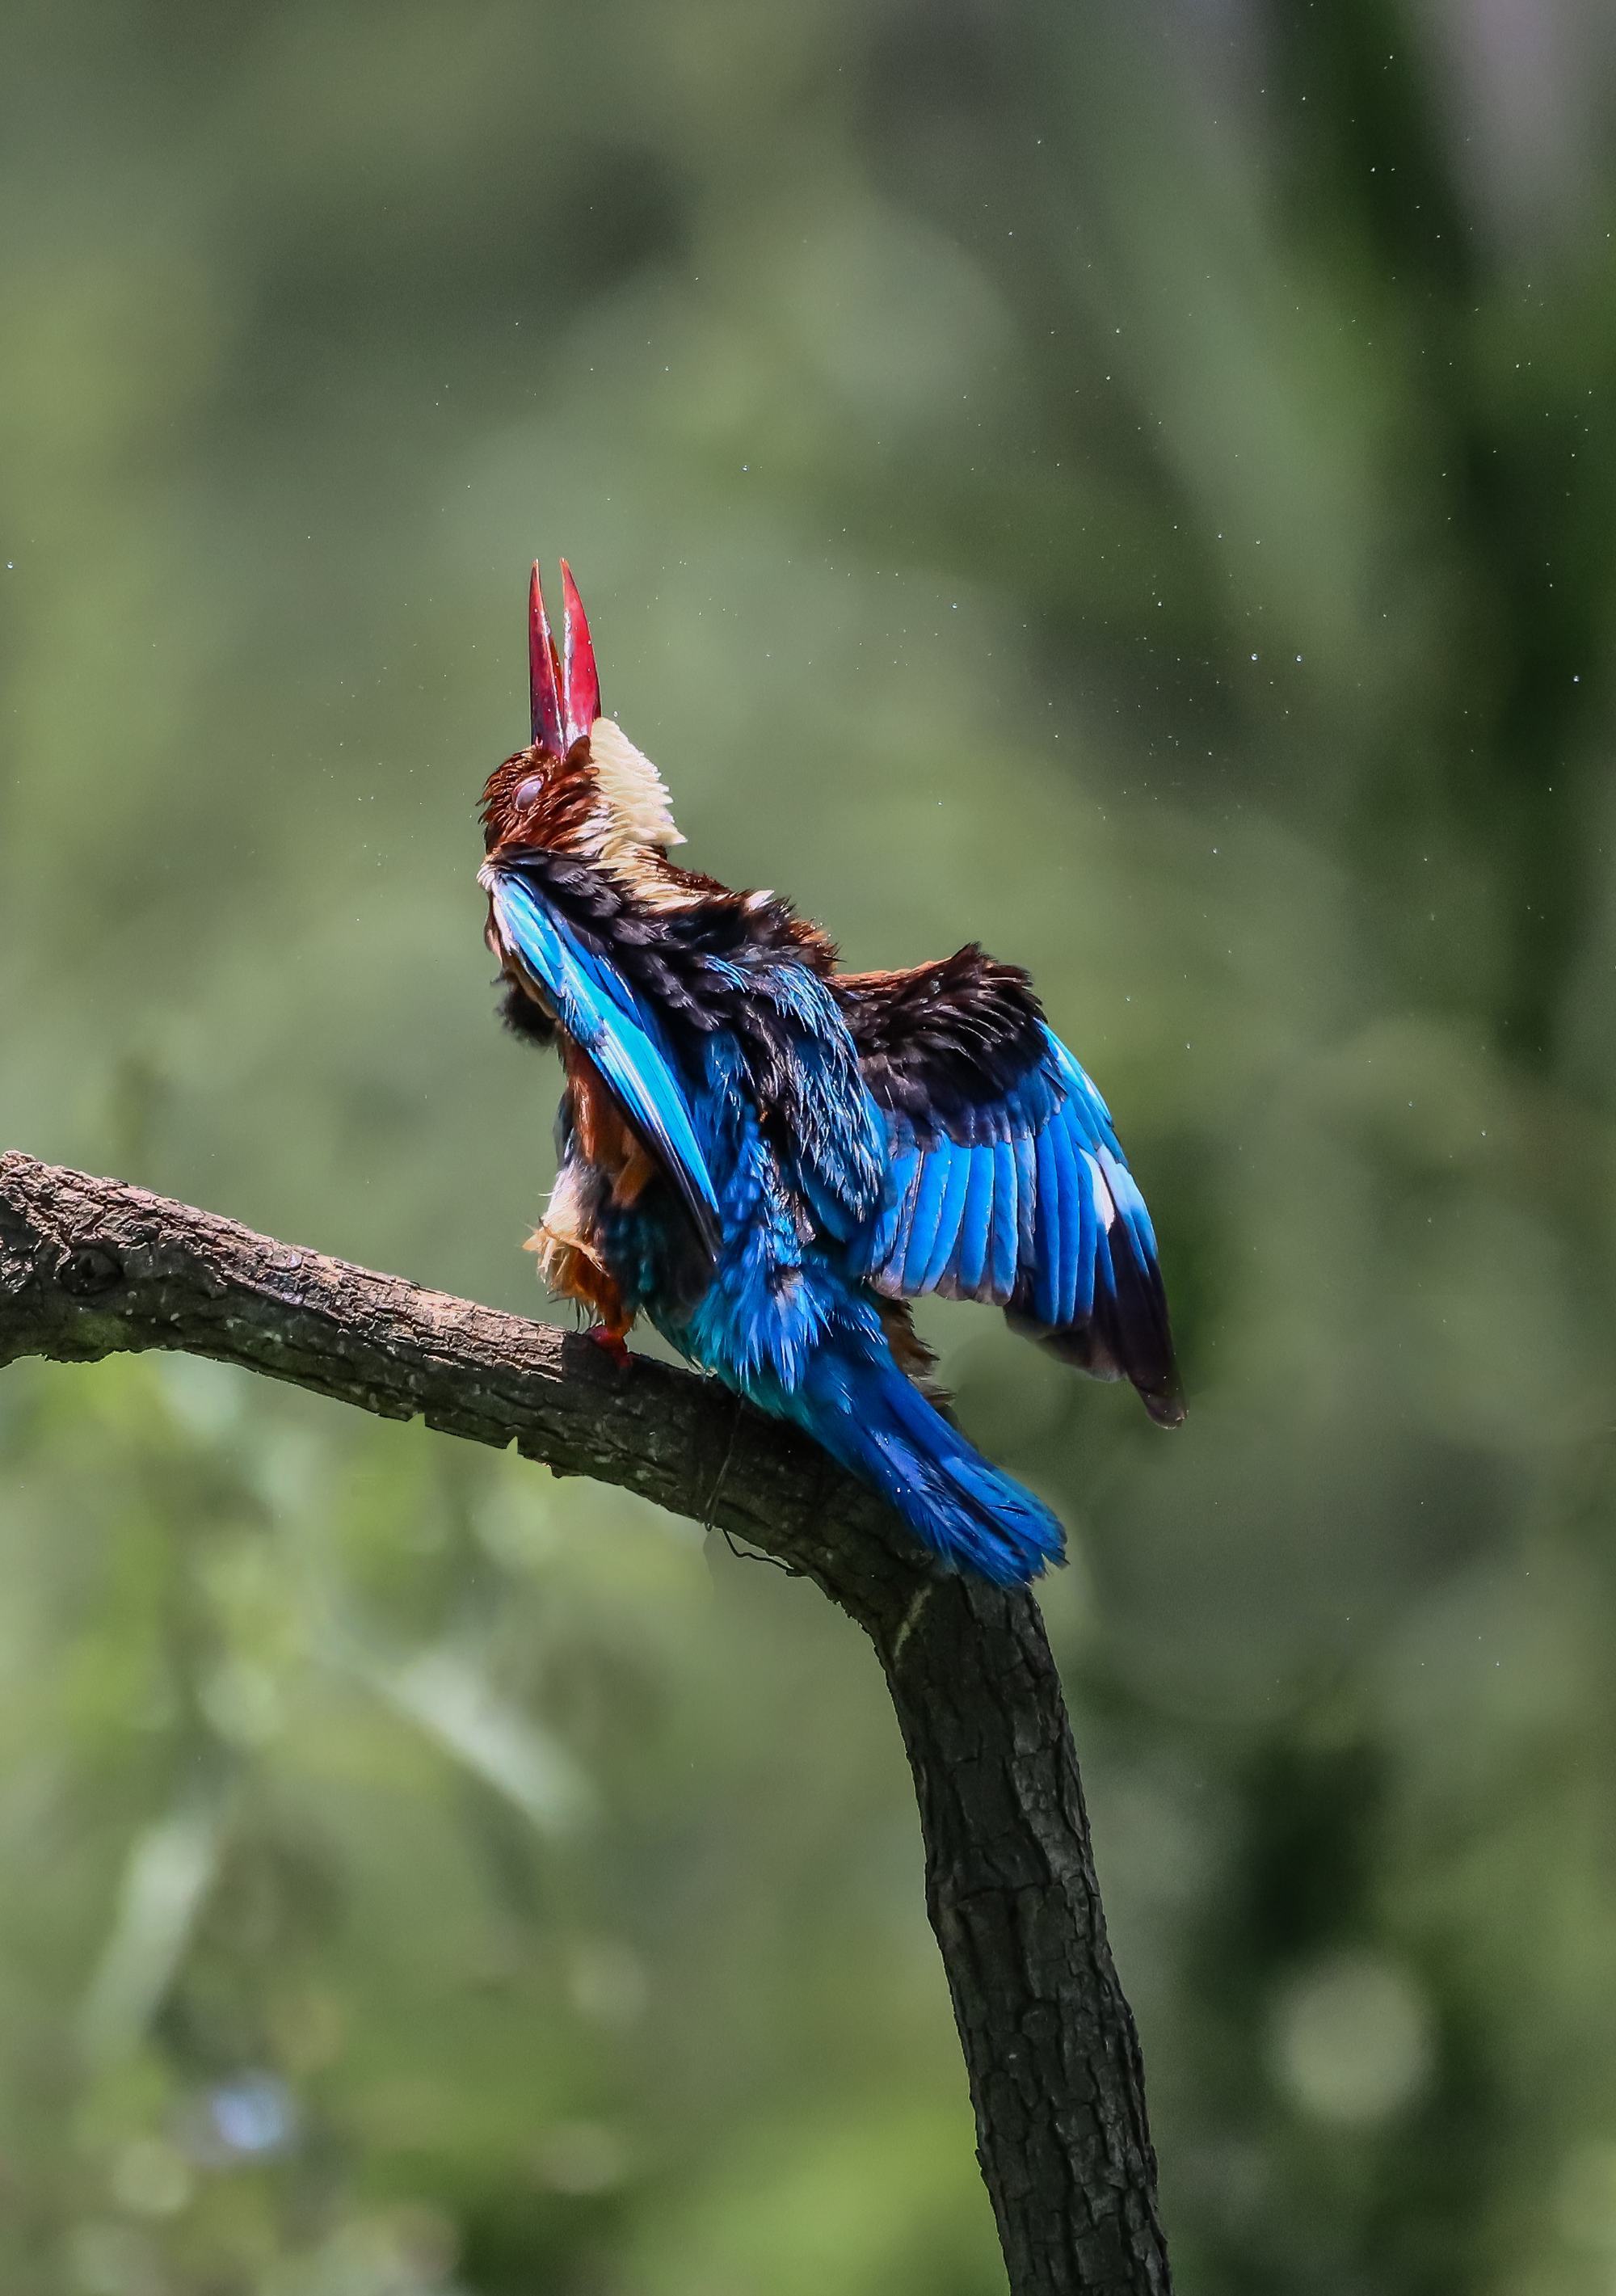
[587,1325,633,1367]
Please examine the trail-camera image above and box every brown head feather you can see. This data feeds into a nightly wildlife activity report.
[480,744,600,857]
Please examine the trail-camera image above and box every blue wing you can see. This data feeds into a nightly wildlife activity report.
[844,953,1182,1426]
[485,866,722,1251]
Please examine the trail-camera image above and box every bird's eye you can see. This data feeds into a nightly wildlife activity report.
[513,772,545,813]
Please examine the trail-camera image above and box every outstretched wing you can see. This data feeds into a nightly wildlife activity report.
[839,949,1183,1427]
[483,865,722,1253]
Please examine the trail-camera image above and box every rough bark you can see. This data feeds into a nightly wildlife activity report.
[0,1151,1170,2296]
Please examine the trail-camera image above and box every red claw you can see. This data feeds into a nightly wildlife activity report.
[559,558,600,753]
[528,561,566,757]
[587,1324,632,1367]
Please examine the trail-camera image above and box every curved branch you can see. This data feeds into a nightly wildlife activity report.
[0,1151,1170,2296]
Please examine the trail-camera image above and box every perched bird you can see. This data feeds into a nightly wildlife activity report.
[479,562,1182,1587]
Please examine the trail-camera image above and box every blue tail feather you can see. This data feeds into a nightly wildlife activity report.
[781,1344,1065,1587]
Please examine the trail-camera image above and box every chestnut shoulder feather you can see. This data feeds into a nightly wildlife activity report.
[834,946,1047,1123]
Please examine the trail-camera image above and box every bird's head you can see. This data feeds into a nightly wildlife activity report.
[479,560,684,868]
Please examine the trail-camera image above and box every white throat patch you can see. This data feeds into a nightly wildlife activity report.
[587,717,684,858]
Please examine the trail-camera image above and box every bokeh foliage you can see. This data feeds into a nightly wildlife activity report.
[3,1,1616,2289]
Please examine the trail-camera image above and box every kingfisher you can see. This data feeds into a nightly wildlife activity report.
[478,562,1182,1587]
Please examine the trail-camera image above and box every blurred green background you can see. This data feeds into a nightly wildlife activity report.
[3,1,1615,2289]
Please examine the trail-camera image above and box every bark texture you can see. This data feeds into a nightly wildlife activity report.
[0,1151,1170,2296]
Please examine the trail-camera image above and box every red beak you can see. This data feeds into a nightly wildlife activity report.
[529,559,601,757]
[528,562,565,757]
[559,560,600,751]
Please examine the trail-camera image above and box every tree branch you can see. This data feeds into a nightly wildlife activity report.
[0,1151,1170,2296]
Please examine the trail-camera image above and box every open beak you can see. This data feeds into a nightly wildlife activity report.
[529,559,601,757]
